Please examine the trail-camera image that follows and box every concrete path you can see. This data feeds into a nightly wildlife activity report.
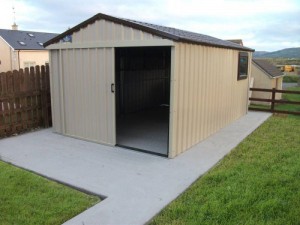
[0,112,271,225]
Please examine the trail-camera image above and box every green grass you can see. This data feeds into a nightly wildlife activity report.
[0,161,100,225]
[283,75,299,83]
[150,116,300,225]
[250,86,300,117]
[276,86,300,116]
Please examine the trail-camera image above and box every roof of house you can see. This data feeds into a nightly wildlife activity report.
[252,59,283,78]
[44,13,254,52]
[0,29,58,50]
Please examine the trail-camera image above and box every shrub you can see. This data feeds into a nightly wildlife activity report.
[283,75,299,83]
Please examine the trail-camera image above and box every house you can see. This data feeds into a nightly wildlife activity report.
[251,59,283,104]
[0,26,57,72]
[44,13,254,158]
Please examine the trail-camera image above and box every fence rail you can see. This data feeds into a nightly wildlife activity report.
[0,65,51,138]
[249,87,300,115]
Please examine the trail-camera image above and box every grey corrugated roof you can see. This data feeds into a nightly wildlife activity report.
[0,29,58,50]
[44,13,254,52]
[124,19,253,51]
[253,59,283,78]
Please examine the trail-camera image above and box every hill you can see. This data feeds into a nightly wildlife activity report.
[253,47,300,58]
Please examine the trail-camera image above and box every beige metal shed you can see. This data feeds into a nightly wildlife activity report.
[251,59,284,105]
[45,13,254,158]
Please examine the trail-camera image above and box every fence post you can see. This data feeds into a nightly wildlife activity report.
[271,88,276,112]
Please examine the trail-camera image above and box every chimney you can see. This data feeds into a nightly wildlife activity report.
[12,22,18,30]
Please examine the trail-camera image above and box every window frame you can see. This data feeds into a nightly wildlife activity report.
[237,52,249,80]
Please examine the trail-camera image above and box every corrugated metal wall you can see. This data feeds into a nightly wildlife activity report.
[169,43,251,158]
[49,18,165,145]
[50,48,115,145]
[49,18,252,157]
[72,19,162,43]
[50,50,61,132]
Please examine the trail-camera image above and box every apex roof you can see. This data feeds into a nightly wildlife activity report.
[252,59,283,78]
[0,29,58,50]
[44,13,254,52]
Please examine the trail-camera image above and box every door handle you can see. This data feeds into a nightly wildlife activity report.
[111,83,115,93]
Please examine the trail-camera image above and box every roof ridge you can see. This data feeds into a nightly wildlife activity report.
[0,28,58,35]
[118,17,252,51]
[44,12,254,52]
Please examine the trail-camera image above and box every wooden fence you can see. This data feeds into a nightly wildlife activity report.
[0,65,52,138]
[249,87,300,115]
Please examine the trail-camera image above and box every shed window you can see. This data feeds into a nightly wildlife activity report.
[237,52,248,80]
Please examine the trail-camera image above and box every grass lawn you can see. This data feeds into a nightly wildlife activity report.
[0,161,100,225]
[150,115,300,225]
[276,86,300,115]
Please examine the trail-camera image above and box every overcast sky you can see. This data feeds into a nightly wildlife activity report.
[1,0,299,51]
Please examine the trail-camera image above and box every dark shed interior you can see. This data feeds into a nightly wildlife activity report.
[115,47,171,156]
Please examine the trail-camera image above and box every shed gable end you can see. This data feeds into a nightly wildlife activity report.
[59,19,163,44]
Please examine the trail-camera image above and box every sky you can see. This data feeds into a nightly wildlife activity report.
[0,0,299,52]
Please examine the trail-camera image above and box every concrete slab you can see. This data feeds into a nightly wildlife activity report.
[0,112,271,225]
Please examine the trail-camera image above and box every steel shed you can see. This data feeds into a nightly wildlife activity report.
[45,13,254,158]
[251,59,283,104]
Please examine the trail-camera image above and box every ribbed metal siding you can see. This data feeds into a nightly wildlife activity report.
[49,18,165,145]
[50,48,115,144]
[72,19,162,43]
[49,50,62,133]
[169,43,250,158]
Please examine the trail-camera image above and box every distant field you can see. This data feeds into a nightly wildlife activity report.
[283,70,300,76]
[262,58,300,76]
[264,58,300,66]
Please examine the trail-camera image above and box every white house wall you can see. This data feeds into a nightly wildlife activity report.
[19,50,49,69]
[169,43,250,158]
[0,37,12,72]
